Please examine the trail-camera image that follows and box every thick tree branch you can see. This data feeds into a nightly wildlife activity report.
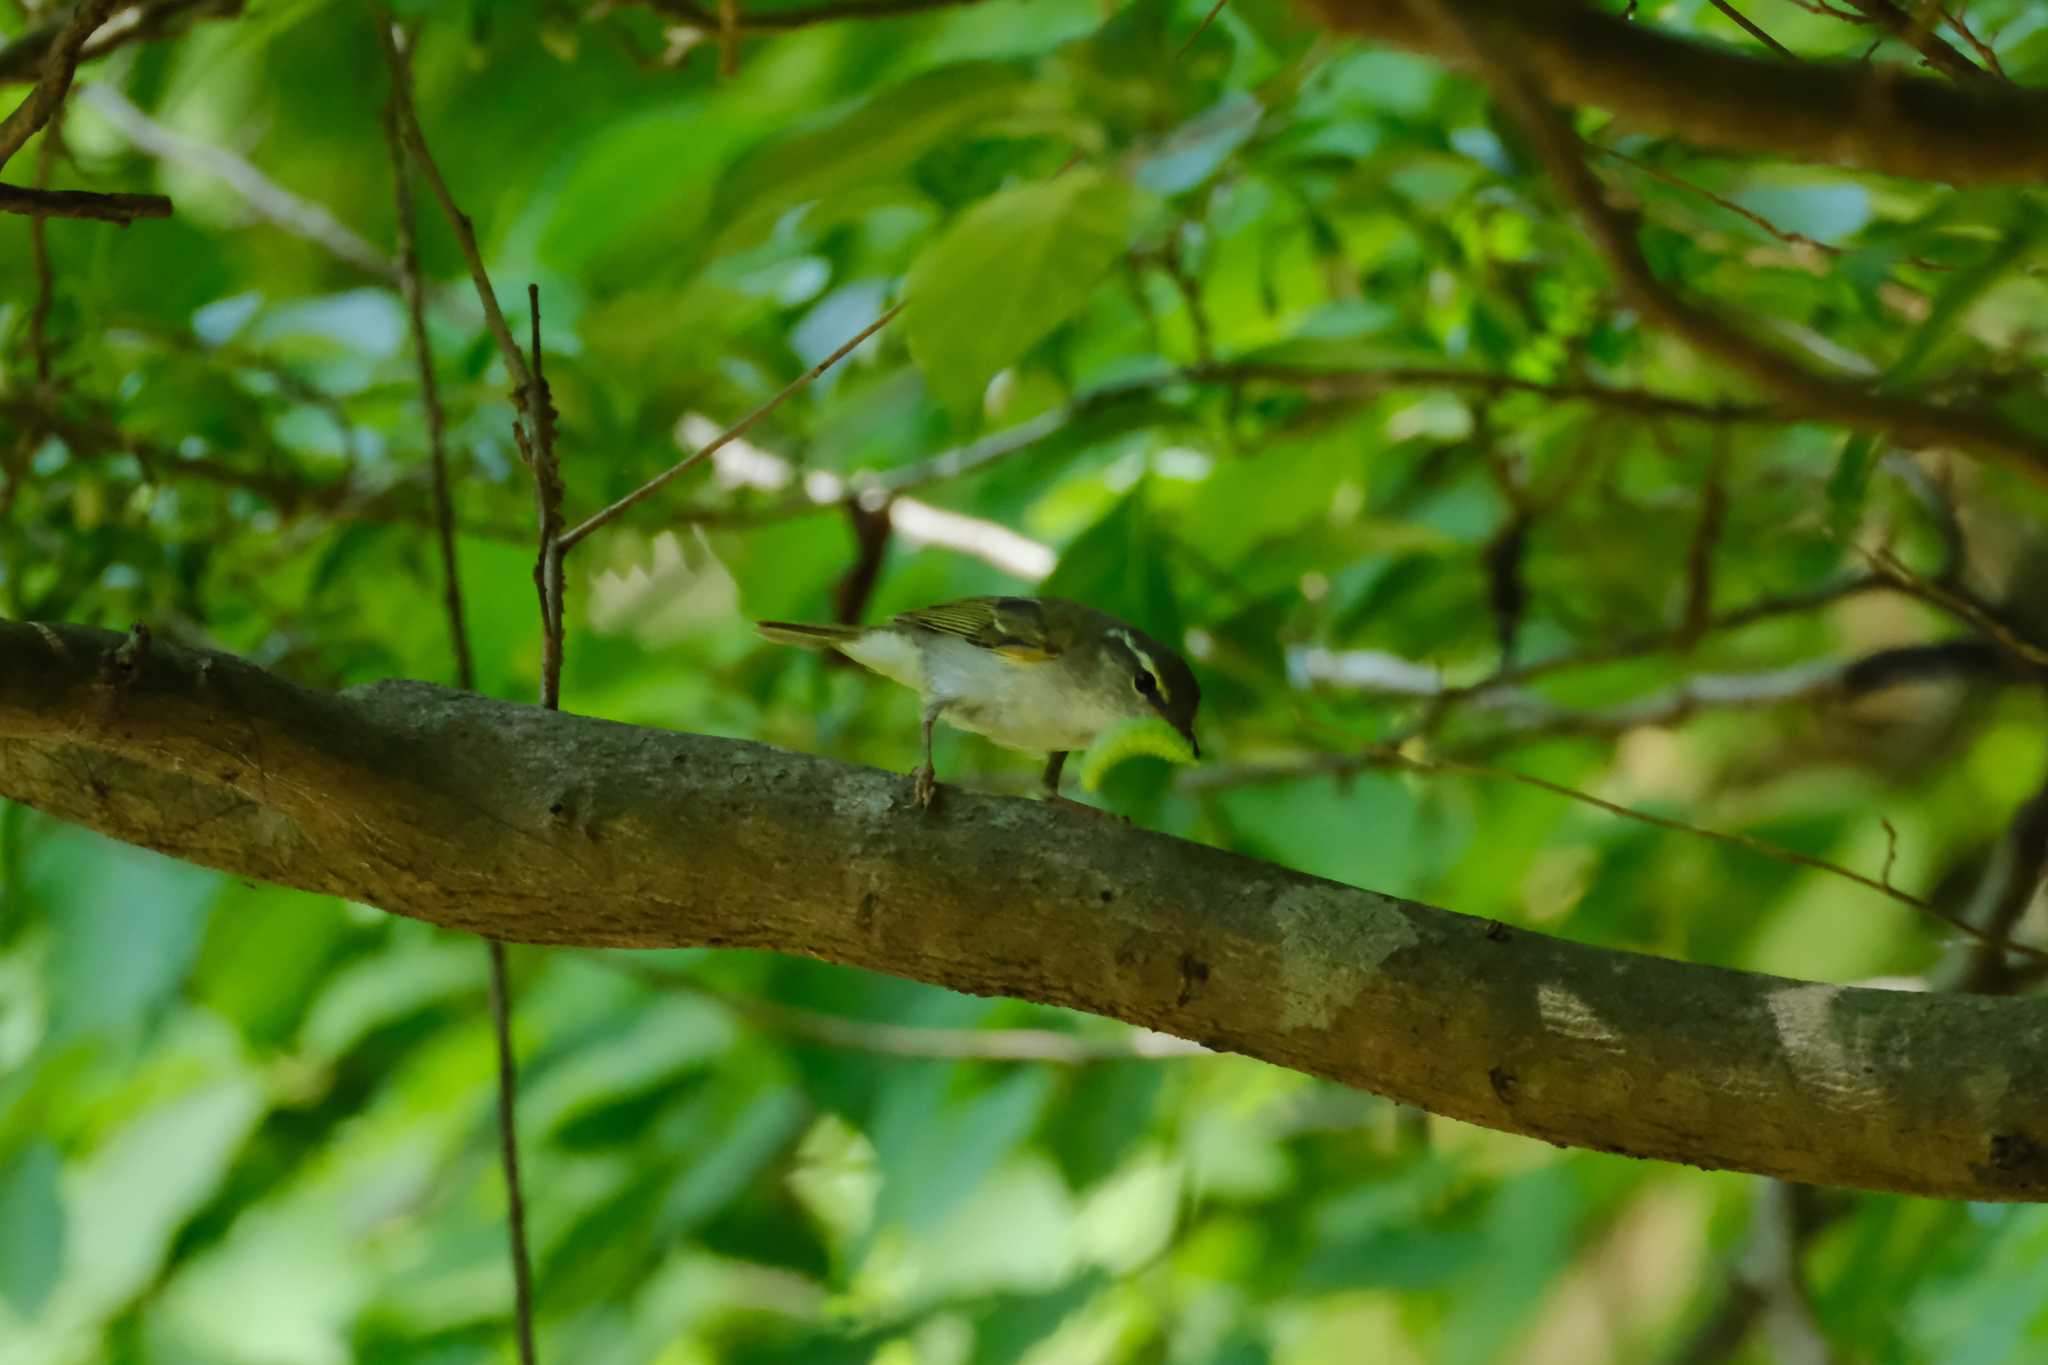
[10,620,2048,1201]
[1296,0,2048,187]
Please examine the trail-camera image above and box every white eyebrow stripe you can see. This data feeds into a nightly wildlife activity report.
[1109,628,1170,702]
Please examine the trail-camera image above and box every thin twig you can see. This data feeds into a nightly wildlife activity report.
[557,301,901,551]
[1398,0,2048,490]
[1374,744,2047,961]
[1706,0,1800,59]
[486,939,538,1365]
[386,84,471,692]
[376,19,532,397]
[1940,5,2006,79]
[1840,0,1991,81]
[1155,232,1214,366]
[0,0,116,173]
[1178,0,1231,55]
[0,0,232,87]
[380,24,536,1365]
[1860,545,2048,670]
[525,286,565,710]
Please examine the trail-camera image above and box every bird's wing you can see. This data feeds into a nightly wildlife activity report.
[895,597,1062,662]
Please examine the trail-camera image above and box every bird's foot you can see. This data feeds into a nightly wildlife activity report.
[912,762,940,810]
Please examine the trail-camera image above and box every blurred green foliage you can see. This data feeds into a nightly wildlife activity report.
[6,0,2048,1361]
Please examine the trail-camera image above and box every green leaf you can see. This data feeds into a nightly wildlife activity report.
[904,170,1145,416]
[1827,432,1880,536]
[1079,715,1196,790]
[26,829,221,1042]
[1885,219,2037,386]
[1041,483,1182,643]
[0,1142,63,1317]
[713,62,1031,255]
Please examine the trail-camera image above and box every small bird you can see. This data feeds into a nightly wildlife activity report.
[757,596,1200,807]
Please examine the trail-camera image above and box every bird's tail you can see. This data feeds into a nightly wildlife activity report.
[756,620,863,649]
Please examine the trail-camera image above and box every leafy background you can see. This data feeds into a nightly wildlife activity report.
[6,0,2048,1361]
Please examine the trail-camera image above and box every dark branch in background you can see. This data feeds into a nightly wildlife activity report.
[833,498,894,627]
[0,0,116,171]
[384,74,474,710]
[1677,440,1728,649]
[1860,545,2048,671]
[0,182,169,221]
[1296,0,2048,186]
[379,24,538,1364]
[1935,769,2048,995]
[1832,0,1996,83]
[0,0,169,225]
[13,621,2048,1202]
[1666,1180,1843,1365]
[1389,1,2048,491]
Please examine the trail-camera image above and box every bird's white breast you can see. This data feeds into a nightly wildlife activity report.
[843,630,1121,753]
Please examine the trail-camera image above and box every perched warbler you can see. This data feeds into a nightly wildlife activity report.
[757,595,1201,807]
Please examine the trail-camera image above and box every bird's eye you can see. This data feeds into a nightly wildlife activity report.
[1133,671,1157,696]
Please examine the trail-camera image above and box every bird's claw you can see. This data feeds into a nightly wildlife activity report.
[912,762,939,810]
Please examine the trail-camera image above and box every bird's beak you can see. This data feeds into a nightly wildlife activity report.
[1182,727,1200,760]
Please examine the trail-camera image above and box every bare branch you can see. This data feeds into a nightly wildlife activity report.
[1860,545,2048,670]
[0,0,236,87]
[556,302,901,551]
[1295,0,2048,186]
[13,620,2048,1200]
[381,51,535,1359]
[0,182,170,221]
[1705,0,1799,60]
[0,0,116,173]
[377,21,532,396]
[1390,1,2048,490]
[1836,0,1994,82]
[384,90,473,689]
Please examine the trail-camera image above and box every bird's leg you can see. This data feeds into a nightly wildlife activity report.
[913,701,945,809]
[1040,750,1068,798]
[1038,749,1126,820]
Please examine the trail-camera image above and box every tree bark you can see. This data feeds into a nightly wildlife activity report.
[6,619,2048,1202]
[1299,0,2048,187]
